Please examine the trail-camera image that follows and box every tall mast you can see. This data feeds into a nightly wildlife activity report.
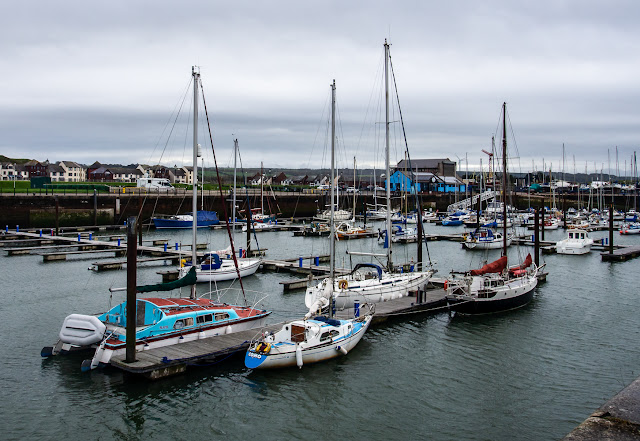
[384,39,393,271]
[260,161,264,215]
[501,102,508,259]
[191,66,200,300]
[329,79,336,318]
[232,138,238,239]
[353,156,356,221]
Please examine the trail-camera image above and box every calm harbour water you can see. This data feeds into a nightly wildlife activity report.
[1,222,639,440]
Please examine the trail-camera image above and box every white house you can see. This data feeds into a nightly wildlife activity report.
[58,161,86,182]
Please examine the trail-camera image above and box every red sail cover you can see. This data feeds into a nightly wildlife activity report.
[470,256,507,276]
[518,253,533,270]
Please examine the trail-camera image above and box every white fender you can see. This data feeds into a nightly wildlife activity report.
[225,325,233,335]
[336,346,348,355]
[295,344,303,368]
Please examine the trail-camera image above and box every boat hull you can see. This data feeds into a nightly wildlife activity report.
[245,317,371,369]
[448,287,535,315]
[182,258,261,283]
[306,271,432,310]
[152,211,220,229]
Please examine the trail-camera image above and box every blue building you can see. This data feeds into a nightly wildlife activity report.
[386,158,466,194]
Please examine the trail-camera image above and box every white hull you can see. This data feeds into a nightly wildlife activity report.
[246,316,372,369]
[306,271,432,310]
[463,236,512,250]
[181,258,261,282]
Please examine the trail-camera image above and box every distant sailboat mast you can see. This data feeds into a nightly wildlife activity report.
[191,66,199,300]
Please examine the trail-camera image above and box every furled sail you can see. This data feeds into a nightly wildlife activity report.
[470,256,507,276]
[136,266,196,293]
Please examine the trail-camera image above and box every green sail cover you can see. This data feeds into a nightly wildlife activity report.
[136,266,197,293]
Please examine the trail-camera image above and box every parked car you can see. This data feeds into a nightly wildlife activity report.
[317,184,330,190]
[346,187,359,193]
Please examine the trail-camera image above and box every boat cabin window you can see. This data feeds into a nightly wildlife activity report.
[214,312,230,321]
[173,317,194,329]
[320,330,340,342]
[196,314,213,324]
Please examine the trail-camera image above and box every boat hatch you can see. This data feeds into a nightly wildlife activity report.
[291,324,306,343]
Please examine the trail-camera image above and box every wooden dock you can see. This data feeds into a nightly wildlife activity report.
[600,245,640,262]
[110,323,283,379]
[3,230,205,266]
[109,286,449,380]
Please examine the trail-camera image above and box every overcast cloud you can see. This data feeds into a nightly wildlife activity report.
[1,1,639,175]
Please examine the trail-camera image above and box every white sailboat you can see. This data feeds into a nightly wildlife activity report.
[306,40,433,313]
[446,102,539,314]
[245,80,372,370]
[178,69,260,283]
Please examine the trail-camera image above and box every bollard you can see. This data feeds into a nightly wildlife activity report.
[78,233,81,242]
[39,229,42,238]
[164,243,167,252]
[354,301,360,318]
[299,257,303,268]
[118,238,121,247]
[314,256,319,266]
[175,242,179,250]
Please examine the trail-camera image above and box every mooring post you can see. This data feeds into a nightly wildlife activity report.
[609,203,614,255]
[93,189,98,226]
[534,207,540,267]
[138,217,142,246]
[541,206,545,241]
[126,216,137,363]
[55,195,59,236]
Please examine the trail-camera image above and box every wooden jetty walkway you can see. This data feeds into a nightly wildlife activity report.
[2,230,206,265]
[110,285,449,380]
[600,245,640,262]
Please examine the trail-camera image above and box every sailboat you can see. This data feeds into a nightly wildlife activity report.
[305,40,434,312]
[41,68,271,370]
[245,80,372,370]
[446,102,538,314]
[177,69,261,283]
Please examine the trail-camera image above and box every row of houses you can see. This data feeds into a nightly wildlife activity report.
[0,161,197,185]
[0,157,466,192]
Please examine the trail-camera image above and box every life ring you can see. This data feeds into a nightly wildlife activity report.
[338,279,348,290]
[444,280,448,290]
[255,342,271,354]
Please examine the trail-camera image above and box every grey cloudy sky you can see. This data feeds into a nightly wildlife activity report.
[1,0,639,175]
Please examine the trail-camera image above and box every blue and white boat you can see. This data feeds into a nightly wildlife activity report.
[152,210,219,229]
[463,226,512,250]
[441,212,464,226]
[43,268,271,370]
[245,313,372,369]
